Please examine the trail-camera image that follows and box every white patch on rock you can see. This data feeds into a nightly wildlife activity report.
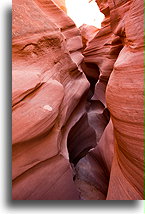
[43,105,53,111]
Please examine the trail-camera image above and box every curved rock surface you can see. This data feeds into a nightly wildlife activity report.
[12,0,89,200]
[79,24,99,49]
[75,120,114,200]
[75,0,143,200]
[106,0,144,200]
[53,0,67,13]
[12,0,143,200]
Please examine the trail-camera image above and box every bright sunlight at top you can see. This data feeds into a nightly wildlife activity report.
[65,0,104,28]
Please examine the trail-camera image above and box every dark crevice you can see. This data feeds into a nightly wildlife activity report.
[66,72,110,167]
[67,112,97,166]
[81,61,100,100]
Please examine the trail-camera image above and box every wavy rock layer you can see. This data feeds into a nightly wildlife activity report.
[79,24,99,49]
[75,120,114,200]
[12,0,90,200]
[106,0,144,200]
[12,0,143,200]
[75,0,143,200]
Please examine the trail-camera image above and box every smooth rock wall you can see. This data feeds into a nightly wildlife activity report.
[12,0,89,200]
[12,0,143,200]
[106,0,144,200]
[75,0,143,200]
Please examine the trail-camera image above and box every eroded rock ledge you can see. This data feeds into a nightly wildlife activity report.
[12,0,143,200]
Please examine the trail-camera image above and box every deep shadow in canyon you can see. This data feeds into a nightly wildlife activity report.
[11,0,144,201]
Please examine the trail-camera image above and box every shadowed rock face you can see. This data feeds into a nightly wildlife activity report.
[75,120,114,200]
[67,113,97,165]
[12,0,143,200]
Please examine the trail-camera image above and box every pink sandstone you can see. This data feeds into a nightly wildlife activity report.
[12,0,89,200]
[12,0,144,200]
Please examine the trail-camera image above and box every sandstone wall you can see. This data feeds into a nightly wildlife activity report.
[12,0,143,200]
[12,0,89,200]
[76,0,143,200]
[106,0,144,200]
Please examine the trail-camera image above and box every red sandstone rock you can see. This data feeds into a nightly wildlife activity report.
[79,24,99,49]
[67,113,96,164]
[75,120,114,200]
[106,0,144,200]
[12,0,143,201]
[78,0,144,200]
[12,0,89,200]
[13,154,79,200]
[83,4,122,81]
[53,0,67,13]
[75,0,143,200]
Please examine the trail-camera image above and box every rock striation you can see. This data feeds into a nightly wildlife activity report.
[12,0,89,200]
[106,0,144,200]
[79,24,99,49]
[75,120,114,200]
[12,0,144,200]
[75,0,144,200]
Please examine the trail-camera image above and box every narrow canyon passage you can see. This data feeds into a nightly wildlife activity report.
[12,0,144,200]
[64,0,114,199]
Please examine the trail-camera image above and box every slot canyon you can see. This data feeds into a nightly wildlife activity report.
[12,0,144,200]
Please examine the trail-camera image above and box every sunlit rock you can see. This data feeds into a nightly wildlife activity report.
[12,0,89,200]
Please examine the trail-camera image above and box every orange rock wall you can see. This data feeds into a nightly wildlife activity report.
[75,0,143,200]
[12,0,144,200]
[12,0,89,200]
[106,0,144,199]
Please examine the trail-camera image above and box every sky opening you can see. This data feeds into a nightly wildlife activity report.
[65,0,104,28]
